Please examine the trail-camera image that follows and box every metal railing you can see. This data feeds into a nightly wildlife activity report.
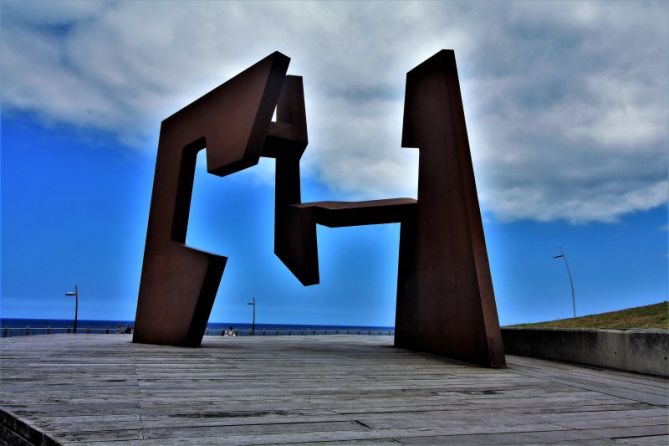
[205,329,394,337]
[2,327,394,338]
[1,326,132,337]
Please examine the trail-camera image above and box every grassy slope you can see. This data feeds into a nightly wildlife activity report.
[509,301,669,330]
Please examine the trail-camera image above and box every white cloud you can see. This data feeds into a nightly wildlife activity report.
[1,0,667,222]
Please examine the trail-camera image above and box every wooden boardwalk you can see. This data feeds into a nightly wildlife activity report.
[1,334,667,445]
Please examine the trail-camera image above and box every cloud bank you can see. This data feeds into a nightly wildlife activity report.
[2,0,667,223]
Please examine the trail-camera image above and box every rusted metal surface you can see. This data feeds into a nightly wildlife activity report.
[134,52,290,346]
[395,50,505,367]
[133,50,505,367]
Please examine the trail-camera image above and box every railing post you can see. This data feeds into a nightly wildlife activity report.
[25,326,30,336]
[2,326,7,338]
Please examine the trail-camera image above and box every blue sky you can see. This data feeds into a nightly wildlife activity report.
[1,1,667,326]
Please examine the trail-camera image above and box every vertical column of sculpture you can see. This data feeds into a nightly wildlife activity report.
[133,52,290,346]
[262,76,318,285]
[395,50,506,367]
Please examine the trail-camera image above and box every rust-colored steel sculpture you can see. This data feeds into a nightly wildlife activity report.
[134,49,506,368]
[395,51,505,367]
[134,52,290,345]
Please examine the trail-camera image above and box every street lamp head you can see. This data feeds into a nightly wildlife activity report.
[65,292,76,296]
[553,254,564,259]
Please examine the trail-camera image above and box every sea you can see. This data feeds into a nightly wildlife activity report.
[0,318,394,337]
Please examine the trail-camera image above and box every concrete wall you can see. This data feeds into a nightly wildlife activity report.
[501,327,669,377]
[0,408,58,445]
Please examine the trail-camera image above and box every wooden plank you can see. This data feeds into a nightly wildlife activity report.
[1,334,667,445]
[507,356,669,405]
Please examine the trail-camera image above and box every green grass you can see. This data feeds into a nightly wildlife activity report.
[509,301,669,330]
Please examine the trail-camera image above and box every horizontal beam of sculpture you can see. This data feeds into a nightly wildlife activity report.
[133,50,506,368]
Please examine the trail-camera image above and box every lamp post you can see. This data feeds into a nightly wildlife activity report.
[248,297,256,336]
[553,247,576,318]
[65,285,79,334]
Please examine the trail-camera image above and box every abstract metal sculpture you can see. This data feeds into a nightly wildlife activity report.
[133,52,289,346]
[134,50,506,368]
